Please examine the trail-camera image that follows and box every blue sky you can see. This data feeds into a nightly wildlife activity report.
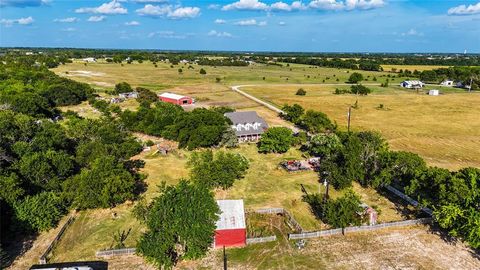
[0,0,479,52]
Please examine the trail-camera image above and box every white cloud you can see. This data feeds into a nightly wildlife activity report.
[270,1,307,11]
[88,16,106,22]
[1,16,34,26]
[0,0,47,7]
[308,0,344,10]
[401,29,423,37]
[234,19,267,26]
[208,4,221,9]
[54,17,79,23]
[134,0,168,3]
[215,19,226,24]
[222,0,269,11]
[75,1,128,15]
[448,2,480,15]
[278,21,286,25]
[208,30,233,37]
[345,0,384,10]
[125,20,140,26]
[168,7,201,19]
[148,30,188,39]
[61,27,76,32]
[136,4,200,19]
[136,4,170,16]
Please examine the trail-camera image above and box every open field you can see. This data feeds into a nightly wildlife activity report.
[52,61,410,90]
[381,64,451,72]
[242,84,480,170]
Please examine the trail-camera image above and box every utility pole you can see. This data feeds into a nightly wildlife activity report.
[223,246,227,270]
[347,106,351,133]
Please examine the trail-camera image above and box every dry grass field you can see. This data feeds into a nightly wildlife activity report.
[242,84,480,170]
[9,61,474,269]
[381,64,451,72]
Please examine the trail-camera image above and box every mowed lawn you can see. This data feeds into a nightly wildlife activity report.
[242,84,480,170]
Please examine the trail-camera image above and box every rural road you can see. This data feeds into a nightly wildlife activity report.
[230,83,382,114]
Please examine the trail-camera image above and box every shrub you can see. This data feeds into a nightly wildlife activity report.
[258,127,293,153]
[296,88,307,96]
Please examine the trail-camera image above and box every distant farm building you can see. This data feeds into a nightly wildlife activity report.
[440,80,454,86]
[429,89,440,96]
[215,200,246,248]
[82,57,97,63]
[400,80,425,89]
[119,92,138,99]
[158,92,193,105]
[224,111,268,143]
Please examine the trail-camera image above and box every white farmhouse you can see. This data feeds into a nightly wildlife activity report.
[224,111,268,143]
[400,80,425,89]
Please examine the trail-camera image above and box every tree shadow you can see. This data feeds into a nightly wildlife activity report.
[3,231,37,268]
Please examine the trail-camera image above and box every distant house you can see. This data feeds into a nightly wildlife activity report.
[440,80,454,86]
[224,111,268,143]
[82,57,97,63]
[119,92,138,99]
[158,92,193,105]
[214,200,246,248]
[400,80,425,89]
[428,89,440,96]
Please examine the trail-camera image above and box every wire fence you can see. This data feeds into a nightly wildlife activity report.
[288,218,432,240]
[96,248,136,257]
[39,213,76,264]
[248,207,304,233]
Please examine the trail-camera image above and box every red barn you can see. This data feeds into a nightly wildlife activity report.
[214,200,246,248]
[158,92,193,105]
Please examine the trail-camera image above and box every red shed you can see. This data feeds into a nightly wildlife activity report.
[214,200,246,248]
[158,92,193,105]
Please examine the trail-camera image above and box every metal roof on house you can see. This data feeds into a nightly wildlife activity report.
[216,200,246,230]
[159,92,190,100]
[401,80,424,85]
[224,111,268,136]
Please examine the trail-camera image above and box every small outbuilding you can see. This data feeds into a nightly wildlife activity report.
[440,80,454,86]
[119,92,138,99]
[429,89,440,96]
[82,57,97,63]
[158,92,193,105]
[400,80,425,89]
[214,200,246,248]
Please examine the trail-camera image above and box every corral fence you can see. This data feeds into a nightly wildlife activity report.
[384,185,433,216]
[39,213,76,264]
[96,248,136,258]
[246,235,277,244]
[288,217,432,240]
[248,207,304,233]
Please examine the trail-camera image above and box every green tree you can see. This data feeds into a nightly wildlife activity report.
[63,155,138,209]
[14,192,66,231]
[136,87,158,105]
[199,68,207,75]
[299,110,335,133]
[114,82,133,94]
[350,84,371,95]
[305,133,342,159]
[258,127,293,153]
[325,190,362,230]
[136,180,219,269]
[281,104,304,124]
[348,72,364,83]
[188,150,249,189]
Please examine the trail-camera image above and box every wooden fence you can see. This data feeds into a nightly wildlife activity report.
[39,213,76,264]
[246,235,277,244]
[96,248,136,257]
[288,218,432,240]
[249,208,304,233]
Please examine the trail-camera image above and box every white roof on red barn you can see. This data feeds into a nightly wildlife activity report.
[216,200,246,230]
[159,92,190,100]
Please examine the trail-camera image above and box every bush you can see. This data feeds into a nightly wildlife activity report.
[199,68,207,75]
[14,192,66,231]
[350,84,372,95]
[348,72,364,83]
[296,88,307,96]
